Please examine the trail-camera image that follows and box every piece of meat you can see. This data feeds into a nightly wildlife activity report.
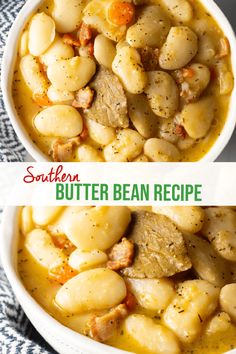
[84,66,129,128]
[51,234,76,253]
[84,42,94,57]
[184,233,232,287]
[174,124,187,139]
[62,33,80,47]
[76,42,94,58]
[89,304,128,342]
[107,237,134,271]
[78,22,93,47]
[72,87,95,109]
[123,291,137,311]
[122,211,192,279]
[139,46,159,71]
[51,137,80,162]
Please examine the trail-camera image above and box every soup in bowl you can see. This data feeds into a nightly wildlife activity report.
[10,0,235,162]
[14,205,236,353]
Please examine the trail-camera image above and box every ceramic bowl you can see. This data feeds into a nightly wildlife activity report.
[1,0,236,162]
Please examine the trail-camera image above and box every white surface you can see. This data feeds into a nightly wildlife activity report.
[2,163,236,206]
[1,0,236,162]
[215,0,236,161]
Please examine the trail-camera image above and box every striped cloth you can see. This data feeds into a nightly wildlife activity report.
[0,266,56,354]
[0,1,55,350]
[0,0,26,162]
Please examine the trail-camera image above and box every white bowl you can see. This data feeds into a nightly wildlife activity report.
[1,0,236,162]
[1,206,236,354]
[0,206,130,354]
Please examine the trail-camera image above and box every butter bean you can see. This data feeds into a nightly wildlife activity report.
[152,206,205,233]
[40,35,74,66]
[104,129,145,162]
[144,138,180,162]
[159,26,198,70]
[20,55,48,96]
[19,30,29,57]
[77,145,104,162]
[64,206,131,250]
[145,71,179,118]
[112,46,147,94]
[55,268,127,313]
[85,118,116,146]
[161,0,193,23]
[206,312,231,335]
[94,34,116,69]
[202,207,236,262]
[25,229,66,269]
[47,207,91,235]
[32,207,64,226]
[180,97,215,139]
[52,0,85,33]
[126,6,171,48]
[127,93,159,138]
[126,278,175,311]
[28,13,55,56]
[220,284,236,323]
[125,315,180,354]
[47,57,96,91]
[164,280,220,343]
[69,249,108,272]
[34,105,83,138]
[20,206,34,235]
[47,85,74,105]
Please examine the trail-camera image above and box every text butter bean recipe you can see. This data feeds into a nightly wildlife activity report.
[56,183,202,202]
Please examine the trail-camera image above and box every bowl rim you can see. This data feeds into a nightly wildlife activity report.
[1,205,236,354]
[0,206,131,354]
[1,0,236,162]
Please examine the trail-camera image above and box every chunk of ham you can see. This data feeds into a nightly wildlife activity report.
[62,33,80,47]
[79,22,93,47]
[51,137,80,162]
[174,124,187,139]
[107,238,134,271]
[89,304,128,342]
[72,87,95,109]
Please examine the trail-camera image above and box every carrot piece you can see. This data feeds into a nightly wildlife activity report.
[33,93,51,106]
[49,263,77,284]
[182,67,195,79]
[51,235,75,252]
[62,33,80,47]
[108,1,135,26]
[79,22,93,47]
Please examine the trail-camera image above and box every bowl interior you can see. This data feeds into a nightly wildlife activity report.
[0,206,129,354]
[1,0,49,162]
[1,206,236,354]
[1,0,236,162]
